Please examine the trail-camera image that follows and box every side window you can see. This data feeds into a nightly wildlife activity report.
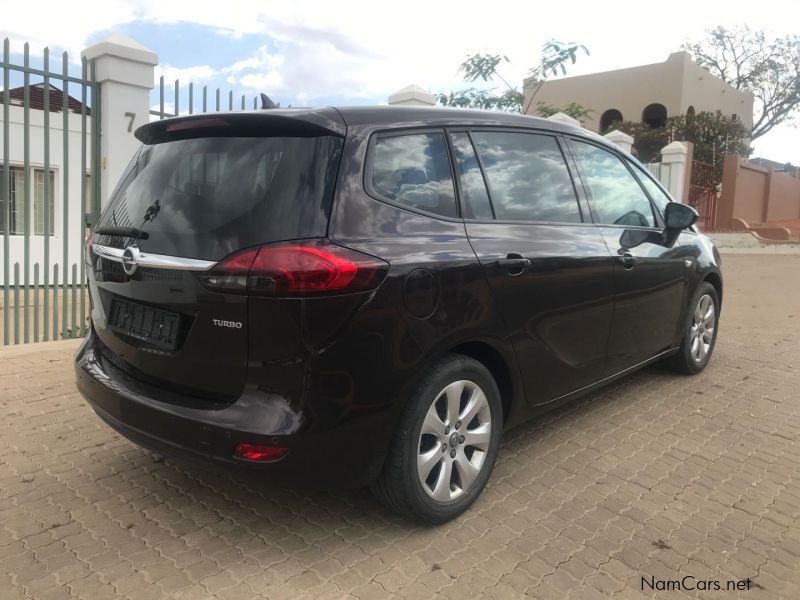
[629,161,672,218]
[570,140,656,228]
[470,131,581,223]
[450,133,493,219]
[371,132,457,218]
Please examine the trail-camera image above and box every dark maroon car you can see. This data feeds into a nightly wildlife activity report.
[75,106,722,523]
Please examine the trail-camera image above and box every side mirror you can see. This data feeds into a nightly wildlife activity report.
[664,202,698,231]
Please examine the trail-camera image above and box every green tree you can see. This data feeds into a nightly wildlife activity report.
[436,40,589,116]
[533,101,594,121]
[612,111,751,184]
[683,26,800,139]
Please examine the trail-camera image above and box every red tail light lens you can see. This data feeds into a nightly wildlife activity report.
[201,241,388,297]
[234,443,288,462]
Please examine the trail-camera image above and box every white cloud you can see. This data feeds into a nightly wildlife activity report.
[155,64,215,85]
[221,56,262,74]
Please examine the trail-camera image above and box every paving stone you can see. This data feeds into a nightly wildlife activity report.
[1,254,800,598]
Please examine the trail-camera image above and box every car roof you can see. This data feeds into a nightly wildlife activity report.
[136,105,613,150]
[332,105,580,131]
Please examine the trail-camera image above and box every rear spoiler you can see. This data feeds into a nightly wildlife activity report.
[135,108,346,144]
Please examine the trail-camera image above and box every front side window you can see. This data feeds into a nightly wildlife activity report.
[570,140,656,228]
[371,132,457,218]
[630,161,672,218]
[470,131,581,223]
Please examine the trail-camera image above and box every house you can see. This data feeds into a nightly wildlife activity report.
[524,51,754,134]
[750,157,800,179]
[0,83,92,285]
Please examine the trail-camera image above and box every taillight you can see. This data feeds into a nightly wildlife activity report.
[234,443,288,462]
[201,240,388,297]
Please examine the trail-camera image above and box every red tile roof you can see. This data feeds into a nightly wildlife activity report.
[0,83,90,115]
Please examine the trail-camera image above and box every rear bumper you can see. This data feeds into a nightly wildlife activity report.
[74,332,390,487]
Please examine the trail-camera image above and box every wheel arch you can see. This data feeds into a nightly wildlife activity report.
[448,340,517,427]
[702,270,723,308]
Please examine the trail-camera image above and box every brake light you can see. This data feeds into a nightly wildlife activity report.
[166,117,230,132]
[234,443,288,462]
[201,241,388,297]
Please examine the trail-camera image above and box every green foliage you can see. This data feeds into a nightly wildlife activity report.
[534,102,593,121]
[534,40,590,79]
[458,54,511,83]
[610,111,751,184]
[683,26,800,139]
[606,121,670,163]
[60,318,90,340]
[437,40,589,114]
[436,88,524,112]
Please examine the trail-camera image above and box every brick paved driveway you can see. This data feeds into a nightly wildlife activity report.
[1,254,799,599]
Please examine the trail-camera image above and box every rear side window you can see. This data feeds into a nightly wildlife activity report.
[470,131,581,223]
[370,132,457,218]
[450,133,493,219]
[96,135,342,261]
[570,140,657,228]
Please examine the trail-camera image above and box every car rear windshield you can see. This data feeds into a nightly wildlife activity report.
[96,135,343,260]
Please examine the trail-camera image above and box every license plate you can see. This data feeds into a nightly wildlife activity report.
[108,298,180,351]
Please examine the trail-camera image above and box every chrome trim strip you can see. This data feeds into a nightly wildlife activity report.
[92,244,217,272]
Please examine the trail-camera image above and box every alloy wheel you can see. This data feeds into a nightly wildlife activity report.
[417,380,492,502]
[690,293,716,363]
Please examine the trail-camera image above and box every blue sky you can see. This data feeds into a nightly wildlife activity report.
[3,0,799,161]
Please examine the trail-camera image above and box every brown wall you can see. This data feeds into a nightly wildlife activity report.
[767,172,800,221]
[718,156,800,228]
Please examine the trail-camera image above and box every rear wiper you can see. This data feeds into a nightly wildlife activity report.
[94,226,150,240]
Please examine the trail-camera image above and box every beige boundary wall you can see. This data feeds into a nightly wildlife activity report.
[719,155,800,230]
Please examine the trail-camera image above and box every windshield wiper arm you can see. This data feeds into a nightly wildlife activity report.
[94,226,150,240]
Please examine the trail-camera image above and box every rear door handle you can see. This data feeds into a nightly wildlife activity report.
[496,254,531,276]
[617,252,637,269]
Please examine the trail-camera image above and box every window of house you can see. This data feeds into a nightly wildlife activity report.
[371,132,457,218]
[449,132,493,219]
[1,167,57,235]
[470,131,581,223]
[0,167,27,235]
[570,140,657,228]
[33,169,55,236]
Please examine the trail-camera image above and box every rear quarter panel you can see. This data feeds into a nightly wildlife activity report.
[323,125,525,453]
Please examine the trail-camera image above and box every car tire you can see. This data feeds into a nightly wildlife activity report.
[371,354,503,524]
[668,281,720,375]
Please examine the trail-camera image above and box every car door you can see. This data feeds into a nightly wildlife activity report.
[566,138,686,375]
[452,129,615,405]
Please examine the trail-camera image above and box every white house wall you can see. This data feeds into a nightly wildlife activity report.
[0,105,93,285]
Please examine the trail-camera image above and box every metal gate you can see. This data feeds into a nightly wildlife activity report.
[1,39,101,345]
[688,160,718,231]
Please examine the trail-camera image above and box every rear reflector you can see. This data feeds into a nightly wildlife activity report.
[201,240,388,297]
[234,443,289,462]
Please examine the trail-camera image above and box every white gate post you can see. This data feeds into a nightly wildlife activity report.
[604,129,634,154]
[660,141,691,203]
[388,84,436,106]
[547,112,582,128]
[82,34,157,209]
